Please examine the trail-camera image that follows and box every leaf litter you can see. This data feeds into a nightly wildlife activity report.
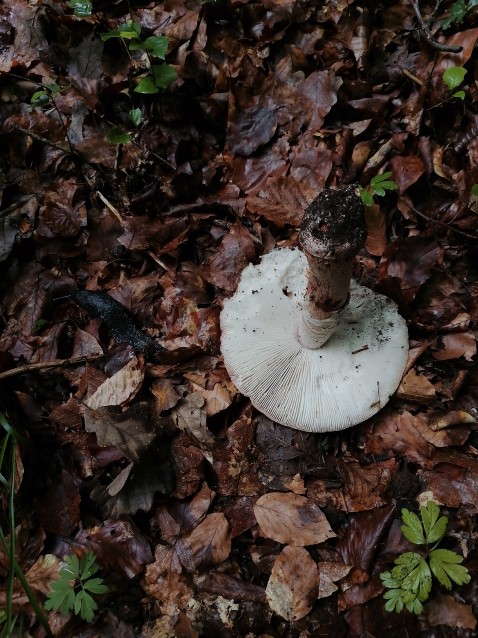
[1,0,478,635]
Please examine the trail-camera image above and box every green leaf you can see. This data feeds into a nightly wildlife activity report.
[401,557,432,601]
[64,554,80,579]
[453,90,466,100]
[442,0,468,29]
[380,571,402,589]
[107,126,132,144]
[152,64,177,88]
[443,66,467,91]
[359,187,374,207]
[134,76,159,94]
[429,549,470,590]
[144,35,168,59]
[420,501,447,544]
[401,509,426,545]
[129,108,142,127]
[383,588,405,613]
[83,577,108,594]
[68,0,92,17]
[101,21,141,41]
[31,91,49,106]
[471,183,478,196]
[391,552,423,581]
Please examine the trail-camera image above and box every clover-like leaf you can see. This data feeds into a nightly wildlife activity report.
[401,509,425,545]
[383,588,405,613]
[391,551,423,581]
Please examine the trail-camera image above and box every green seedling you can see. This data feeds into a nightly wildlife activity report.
[68,0,92,17]
[442,66,467,100]
[471,184,478,196]
[442,0,478,29]
[31,83,64,108]
[106,110,144,144]
[45,551,108,622]
[101,21,176,95]
[359,171,398,207]
[380,501,470,615]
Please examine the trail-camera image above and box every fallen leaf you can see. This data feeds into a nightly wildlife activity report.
[318,561,352,599]
[253,492,335,546]
[172,393,214,451]
[84,402,156,462]
[84,356,144,409]
[396,368,436,402]
[432,332,476,361]
[426,594,476,630]
[176,512,231,572]
[266,545,319,621]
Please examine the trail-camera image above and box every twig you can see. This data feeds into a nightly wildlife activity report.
[401,67,424,86]
[0,354,103,382]
[399,197,478,240]
[409,0,463,53]
[9,124,71,155]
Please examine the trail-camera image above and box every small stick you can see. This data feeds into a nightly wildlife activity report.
[400,198,478,240]
[10,124,70,155]
[0,355,103,382]
[409,0,463,53]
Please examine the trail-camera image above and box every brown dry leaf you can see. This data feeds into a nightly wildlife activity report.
[84,356,144,409]
[144,544,193,617]
[420,465,478,511]
[151,378,180,412]
[318,562,352,599]
[189,382,232,416]
[172,393,214,451]
[396,368,436,402]
[197,572,266,603]
[202,220,256,292]
[72,328,104,357]
[176,512,231,572]
[361,410,434,466]
[378,237,443,304]
[25,554,62,595]
[337,504,395,571]
[390,155,425,193]
[84,402,156,462]
[227,106,278,156]
[432,332,476,362]
[426,594,476,630]
[75,519,153,579]
[254,492,335,546]
[307,458,397,513]
[265,545,319,621]
[246,175,315,228]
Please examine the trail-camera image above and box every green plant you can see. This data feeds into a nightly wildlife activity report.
[442,0,478,29]
[359,171,398,207]
[380,501,470,615]
[442,66,467,100]
[45,551,107,622]
[68,0,93,18]
[31,83,64,108]
[101,21,176,94]
[0,414,52,637]
[106,109,144,145]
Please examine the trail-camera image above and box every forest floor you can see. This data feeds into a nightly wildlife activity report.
[1,0,478,636]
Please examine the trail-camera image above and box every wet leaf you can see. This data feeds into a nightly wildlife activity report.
[266,545,319,621]
[254,492,335,546]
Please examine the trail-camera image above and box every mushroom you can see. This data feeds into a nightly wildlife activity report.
[220,185,408,432]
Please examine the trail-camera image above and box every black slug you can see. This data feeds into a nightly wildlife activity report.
[73,290,165,360]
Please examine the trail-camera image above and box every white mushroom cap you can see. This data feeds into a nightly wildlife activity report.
[220,248,408,432]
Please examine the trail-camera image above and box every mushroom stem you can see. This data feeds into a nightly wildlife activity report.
[298,186,367,349]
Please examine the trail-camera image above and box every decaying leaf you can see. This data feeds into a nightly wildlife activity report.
[266,545,319,621]
[176,513,231,573]
[254,492,335,546]
[172,393,214,451]
[84,356,144,409]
